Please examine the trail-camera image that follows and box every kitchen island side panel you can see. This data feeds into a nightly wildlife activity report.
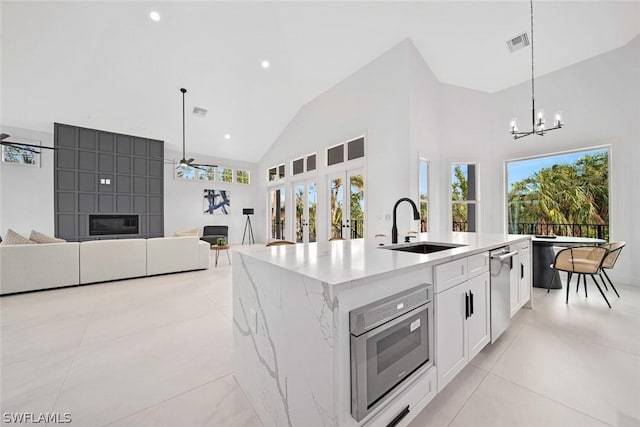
[233,251,338,427]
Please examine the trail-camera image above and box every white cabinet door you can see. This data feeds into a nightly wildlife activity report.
[519,243,531,306]
[435,284,467,392]
[509,251,520,316]
[467,271,490,360]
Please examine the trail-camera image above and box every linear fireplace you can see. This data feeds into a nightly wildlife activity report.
[89,214,139,236]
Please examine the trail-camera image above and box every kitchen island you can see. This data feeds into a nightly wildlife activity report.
[232,232,531,427]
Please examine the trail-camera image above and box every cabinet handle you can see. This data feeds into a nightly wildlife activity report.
[470,291,474,316]
[465,292,469,319]
[521,263,524,279]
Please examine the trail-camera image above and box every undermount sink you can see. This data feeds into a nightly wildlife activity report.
[381,242,467,254]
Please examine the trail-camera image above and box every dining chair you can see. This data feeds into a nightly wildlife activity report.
[265,240,296,247]
[547,246,611,308]
[599,242,625,297]
[329,237,345,241]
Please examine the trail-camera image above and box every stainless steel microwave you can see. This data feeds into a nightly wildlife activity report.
[350,284,434,422]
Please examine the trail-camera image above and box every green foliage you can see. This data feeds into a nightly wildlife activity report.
[508,151,609,238]
[451,165,468,227]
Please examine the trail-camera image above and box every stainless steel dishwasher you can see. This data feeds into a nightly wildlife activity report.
[490,247,518,343]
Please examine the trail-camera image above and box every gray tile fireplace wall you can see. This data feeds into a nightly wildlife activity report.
[54,123,164,241]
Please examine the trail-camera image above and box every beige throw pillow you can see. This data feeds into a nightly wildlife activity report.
[1,229,36,245]
[29,230,67,244]
[174,228,199,237]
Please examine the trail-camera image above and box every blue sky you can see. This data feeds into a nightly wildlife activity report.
[507,148,607,189]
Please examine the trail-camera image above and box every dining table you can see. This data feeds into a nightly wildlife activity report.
[531,236,606,289]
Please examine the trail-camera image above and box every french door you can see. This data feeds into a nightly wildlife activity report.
[269,187,286,240]
[328,169,365,240]
[293,180,317,243]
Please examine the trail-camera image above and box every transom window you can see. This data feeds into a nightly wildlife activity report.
[268,164,285,181]
[327,137,364,166]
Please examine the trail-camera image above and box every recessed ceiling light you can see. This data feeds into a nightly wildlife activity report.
[149,11,160,22]
[261,60,270,69]
[224,133,231,140]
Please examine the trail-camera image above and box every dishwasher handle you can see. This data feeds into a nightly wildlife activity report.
[491,251,518,262]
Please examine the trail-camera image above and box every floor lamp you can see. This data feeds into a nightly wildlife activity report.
[242,208,255,245]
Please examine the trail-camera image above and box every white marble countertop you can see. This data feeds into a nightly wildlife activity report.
[233,232,531,286]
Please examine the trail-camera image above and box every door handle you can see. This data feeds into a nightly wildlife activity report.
[469,291,474,316]
[465,292,469,319]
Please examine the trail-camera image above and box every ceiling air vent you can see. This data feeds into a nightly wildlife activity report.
[506,32,529,53]
[192,106,207,117]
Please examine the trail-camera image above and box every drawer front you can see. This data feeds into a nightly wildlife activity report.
[467,252,489,278]
[434,258,467,293]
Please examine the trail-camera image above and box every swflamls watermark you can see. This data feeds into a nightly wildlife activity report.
[2,412,72,424]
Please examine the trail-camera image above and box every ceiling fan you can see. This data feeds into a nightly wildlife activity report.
[0,133,57,154]
[175,88,217,170]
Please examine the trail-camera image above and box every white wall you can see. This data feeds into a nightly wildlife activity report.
[439,35,640,285]
[0,125,55,238]
[164,149,257,244]
[256,40,414,242]
[408,43,445,233]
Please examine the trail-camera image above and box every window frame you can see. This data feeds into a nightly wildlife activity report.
[418,157,429,232]
[450,162,479,233]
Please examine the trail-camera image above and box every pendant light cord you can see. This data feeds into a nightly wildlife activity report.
[530,0,536,128]
[181,88,186,159]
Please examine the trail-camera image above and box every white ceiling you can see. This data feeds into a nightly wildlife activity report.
[2,1,638,162]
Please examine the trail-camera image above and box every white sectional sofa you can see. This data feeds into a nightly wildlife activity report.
[0,237,210,295]
[0,242,81,294]
[147,237,210,276]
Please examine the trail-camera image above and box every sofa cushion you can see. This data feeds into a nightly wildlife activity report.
[1,229,36,245]
[80,239,147,284]
[147,236,204,275]
[29,230,67,244]
[0,242,80,294]
[174,228,200,237]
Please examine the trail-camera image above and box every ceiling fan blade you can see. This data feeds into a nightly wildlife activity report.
[0,140,56,151]
[191,163,218,168]
[186,158,195,165]
[0,133,10,140]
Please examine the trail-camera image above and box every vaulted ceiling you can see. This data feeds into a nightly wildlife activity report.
[2,1,638,162]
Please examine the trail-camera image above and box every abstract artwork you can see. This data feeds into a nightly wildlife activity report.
[203,189,230,215]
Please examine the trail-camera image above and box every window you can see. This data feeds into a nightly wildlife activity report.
[307,154,316,171]
[218,167,233,183]
[198,166,216,181]
[176,164,196,180]
[236,169,250,184]
[451,163,477,232]
[2,139,41,167]
[419,159,428,232]
[268,164,285,181]
[506,148,609,240]
[347,137,365,160]
[292,154,317,176]
[292,158,304,175]
[327,145,344,166]
[327,137,365,167]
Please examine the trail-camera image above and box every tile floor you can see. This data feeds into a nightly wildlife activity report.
[1,253,639,426]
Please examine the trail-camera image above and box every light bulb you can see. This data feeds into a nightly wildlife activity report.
[224,133,231,140]
[149,11,160,22]
[554,111,563,127]
[261,60,270,69]
[510,119,518,133]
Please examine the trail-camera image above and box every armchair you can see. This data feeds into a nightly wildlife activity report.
[201,225,229,246]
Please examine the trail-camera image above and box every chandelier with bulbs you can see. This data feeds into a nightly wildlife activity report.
[510,0,564,140]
